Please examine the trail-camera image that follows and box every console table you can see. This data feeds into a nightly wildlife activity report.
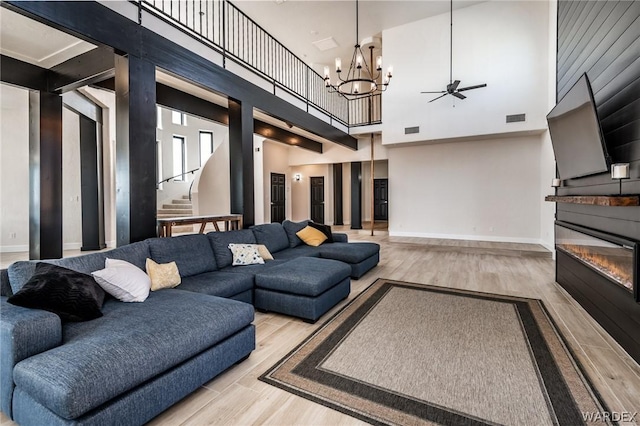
[158,214,243,237]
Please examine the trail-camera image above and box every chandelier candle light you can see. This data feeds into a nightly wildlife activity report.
[324,0,392,98]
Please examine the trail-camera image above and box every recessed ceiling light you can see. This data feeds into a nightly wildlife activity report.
[274,0,286,4]
[310,30,318,35]
[312,37,338,52]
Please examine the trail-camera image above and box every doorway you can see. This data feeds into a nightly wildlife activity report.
[270,172,285,223]
[374,178,388,221]
[310,176,325,224]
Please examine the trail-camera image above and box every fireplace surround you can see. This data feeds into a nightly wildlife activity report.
[555,221,640,363]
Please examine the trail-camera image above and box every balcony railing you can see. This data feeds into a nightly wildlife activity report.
[136,0,381,128]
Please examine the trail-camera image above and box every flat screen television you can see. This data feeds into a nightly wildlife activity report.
[546,73,610,180]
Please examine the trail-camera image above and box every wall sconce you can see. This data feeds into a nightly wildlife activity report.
[551,178,561,188]
[294,173,302,182]
[611,163,630,195]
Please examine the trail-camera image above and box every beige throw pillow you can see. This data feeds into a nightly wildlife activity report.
[296,226,328,247]
[256,244,274,261]
[145,258,181,291]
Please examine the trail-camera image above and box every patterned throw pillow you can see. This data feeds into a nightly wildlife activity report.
[228,243,265,266]
[296,226,328,247]
[145,258,181,291]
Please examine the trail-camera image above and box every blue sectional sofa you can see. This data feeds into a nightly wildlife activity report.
[0,221,379,426]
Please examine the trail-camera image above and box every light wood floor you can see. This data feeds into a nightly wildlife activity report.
[2,233,639,425]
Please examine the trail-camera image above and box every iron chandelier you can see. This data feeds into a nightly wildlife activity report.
[324,0,392,98]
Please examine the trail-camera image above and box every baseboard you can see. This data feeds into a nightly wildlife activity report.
[0,244,29,253]
[388,231,545,246]
[106,240,116,248]
[63,243,82,250]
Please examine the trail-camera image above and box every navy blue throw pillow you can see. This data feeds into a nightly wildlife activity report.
[308,222,334,244]
[7,263,106,322]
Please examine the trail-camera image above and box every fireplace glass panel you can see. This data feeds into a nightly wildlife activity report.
[556,225,634,292]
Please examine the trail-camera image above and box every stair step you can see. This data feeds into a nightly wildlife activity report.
[157,211,193,217]
[162,204,192,210]
[171,199,191,205]
[170,225,197,233]
[182,195,190,200]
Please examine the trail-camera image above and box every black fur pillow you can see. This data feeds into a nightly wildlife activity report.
[308,222,334,244]
[8,263,106,322]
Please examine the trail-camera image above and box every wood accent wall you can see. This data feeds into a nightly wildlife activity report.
[556,1,640,240]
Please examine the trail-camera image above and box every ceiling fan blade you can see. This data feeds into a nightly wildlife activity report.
[450,80,461,91]
[457,83,487,92]
[428,93,449,103]
[452,92,466,100]
[420,91,447,94]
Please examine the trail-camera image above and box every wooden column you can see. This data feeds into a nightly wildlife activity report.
[115,54,157,245]
[333,163,343,226]
[351,162,362,230]
[79,115,106,250]
[228,98,255,228]
[29,91,63,259]
[370,134,375,236]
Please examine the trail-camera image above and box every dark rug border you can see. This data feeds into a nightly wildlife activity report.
[259,278,615,426]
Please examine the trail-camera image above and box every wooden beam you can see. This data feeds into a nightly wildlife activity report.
[49,46,114,93]
[253,121,322,153]
[115,54,157,245]
[351,162,362,230]
[0,55,47,91]
[229,99,255,227]
[29,92,63,259]
[333,164,344,226]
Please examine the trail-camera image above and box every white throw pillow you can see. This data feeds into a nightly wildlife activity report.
[92,258,151,302]
[228,243,265,266]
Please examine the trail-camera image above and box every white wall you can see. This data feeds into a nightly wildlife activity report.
[388,136,545,244]
[291,163,332,223]
[62,108,82,249]
[288,134,388,166]
[382,1,551,145]
[0,84,29,252]
[262,140,292,222]
[191,134,231,216]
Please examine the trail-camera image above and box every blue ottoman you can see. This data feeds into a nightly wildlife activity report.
[254,257,351,322]
[318,242,380,279]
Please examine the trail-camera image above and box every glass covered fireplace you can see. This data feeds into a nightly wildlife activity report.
[556,222,638,301]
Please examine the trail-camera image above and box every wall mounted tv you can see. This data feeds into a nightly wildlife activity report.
[546,73,610,180]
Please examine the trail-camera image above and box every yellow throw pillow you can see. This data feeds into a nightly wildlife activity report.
[145,258,181,291]
[296,226,328,247]
[256,244,274,261]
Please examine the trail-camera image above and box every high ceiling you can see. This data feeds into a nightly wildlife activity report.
[234,1,483,72]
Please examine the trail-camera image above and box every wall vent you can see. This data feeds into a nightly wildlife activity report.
[506,114,526,123]
[404,126,420,134]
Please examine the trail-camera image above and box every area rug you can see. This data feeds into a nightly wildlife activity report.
[260,279,612,425]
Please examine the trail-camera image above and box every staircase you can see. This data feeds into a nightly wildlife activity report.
[157,196,195,234]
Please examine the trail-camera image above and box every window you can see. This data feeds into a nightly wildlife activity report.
[156,141,163,189]
[199,131,214,167]
[156,106,163,129]
[171,110,187,126]
[172,136,186,181]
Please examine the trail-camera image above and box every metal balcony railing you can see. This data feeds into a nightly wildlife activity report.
[136,0,382,128]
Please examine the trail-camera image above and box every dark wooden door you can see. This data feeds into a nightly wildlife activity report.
[270,173,285,223]
[310,176,325,224]
[374,179,389,221]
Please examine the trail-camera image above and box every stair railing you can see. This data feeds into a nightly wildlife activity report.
[157,168,200,187]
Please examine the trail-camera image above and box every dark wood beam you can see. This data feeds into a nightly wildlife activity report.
[157,83,323,153]
[333,164,344,226]
[0,55,47,91]
[229,99,255,227]
[49,46,114,93]
[29,92,63,259]
[79,115,106,251]
[4,1,357,150]
[115,54,157,245]
[351,162,362,230]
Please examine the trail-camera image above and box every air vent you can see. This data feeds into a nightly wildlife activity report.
[312,37,338,52]
[506,114,526,123]
[404,126,420,134]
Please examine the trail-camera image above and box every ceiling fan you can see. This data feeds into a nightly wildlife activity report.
[421,0,487,103]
